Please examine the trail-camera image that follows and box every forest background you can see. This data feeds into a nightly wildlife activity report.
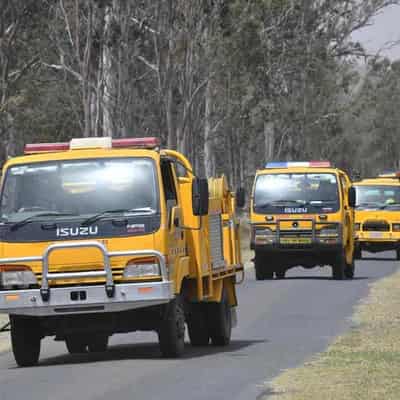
[1,0,400,191]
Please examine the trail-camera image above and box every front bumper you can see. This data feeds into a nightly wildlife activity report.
[251,241,342,253]
[0,281,173,316]
[0,240,173,316]
[356,231,400,243]
[251,219,342,252]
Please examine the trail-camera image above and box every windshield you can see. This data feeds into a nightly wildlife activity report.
[254,173,340,214]
[0,158,158,222]
[355,185,400,210]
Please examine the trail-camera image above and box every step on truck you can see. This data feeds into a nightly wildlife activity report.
[354,172,400,260]
[0,137,244,367]
[249,161,356,280]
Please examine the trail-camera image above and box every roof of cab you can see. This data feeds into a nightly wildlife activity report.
[4,147,160,168]
[3,137,161,168]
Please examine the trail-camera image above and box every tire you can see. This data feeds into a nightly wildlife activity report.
[208,289,232,346]
[396,249,400,261]
[332,250,346,280]
[10,315,41,367]
[255,254,273,280]
[88,334,109,353]
[159,296,185,358]
[345,259,355,279]
[186,303,210,346]
[65,335,88,354]
[354,246,362,260]
[275,268,286,279]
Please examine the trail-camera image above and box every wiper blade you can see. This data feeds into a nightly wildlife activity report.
[10,212,77,231]
[255,200,305,209]
[356,202,380,209]
[381,202,400,209]
[307,200,337,205]
[270,200,306,206]
[81,207,155,226]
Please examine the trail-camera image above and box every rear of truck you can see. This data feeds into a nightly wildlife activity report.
[249,161,356,280]
[354,175,400,260]
[0,137,243,366]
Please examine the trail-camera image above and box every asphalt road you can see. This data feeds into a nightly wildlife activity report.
[0,252,398,400]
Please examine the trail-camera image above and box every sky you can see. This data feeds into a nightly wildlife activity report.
[352,4,400,60]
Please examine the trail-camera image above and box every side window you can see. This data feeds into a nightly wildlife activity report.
[174,161,189,178]
[160,161,178,211]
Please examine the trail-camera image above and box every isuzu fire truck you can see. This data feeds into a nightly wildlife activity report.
[250,161,356,280]
[354,172,400,259]
[0,137,244,366]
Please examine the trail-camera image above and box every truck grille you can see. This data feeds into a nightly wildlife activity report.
[279,229,312,238]
[363,220,390,232]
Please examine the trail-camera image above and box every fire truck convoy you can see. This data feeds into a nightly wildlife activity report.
[354,172,400,259]
[250,162,356,280]
[0,137,244,367]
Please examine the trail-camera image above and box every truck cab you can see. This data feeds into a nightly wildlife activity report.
[250,161,356,280]
[0,137,243,366]
[354,173,400,259]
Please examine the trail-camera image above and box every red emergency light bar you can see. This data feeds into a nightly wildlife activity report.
[309,161,331,168]
[112,137,160,149]
[24,137,160,154]
[24,142,70,154]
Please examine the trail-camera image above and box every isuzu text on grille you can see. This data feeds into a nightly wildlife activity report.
[56,226,99,237]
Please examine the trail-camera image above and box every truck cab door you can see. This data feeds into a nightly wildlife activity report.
[160,160,185,269]
[339,172,354,262]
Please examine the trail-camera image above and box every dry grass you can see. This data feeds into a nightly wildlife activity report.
[264,270,400,400]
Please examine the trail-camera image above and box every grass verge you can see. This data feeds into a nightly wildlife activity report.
[264,269,400,400]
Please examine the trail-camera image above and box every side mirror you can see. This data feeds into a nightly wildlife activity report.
[236,187,246,208]
[192,177,209,216]
[348,186,356,208]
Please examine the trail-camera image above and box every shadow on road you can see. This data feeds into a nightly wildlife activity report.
[360,257,397,262]
[35,339,267,367]
[280,276,369,281]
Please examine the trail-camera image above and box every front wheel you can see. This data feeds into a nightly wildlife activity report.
[354,246,362,260]
[208,289,232,346]
[10,316,41,367]
[186,303,209,346]
[275,268,286,279]
[345,259,355,279]
[158,296,185,358]
[88,334,109,353]
[332,250,346,280]
[255,254,273,280]
[65,335,88,354]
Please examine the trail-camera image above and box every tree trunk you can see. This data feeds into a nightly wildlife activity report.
[102,3,114,137]
[264,121,275,162]
[203,80,214,177]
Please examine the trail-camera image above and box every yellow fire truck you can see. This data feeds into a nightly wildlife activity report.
[0,137,244,367]
[354,173,400,260]
[250,161,356,280]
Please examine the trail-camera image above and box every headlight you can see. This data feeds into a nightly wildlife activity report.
[393,223,400,232]
[318,227,339,237]
[254,227,275,244]
[354,223,361,232]
[123,260,160,278]
[0,265,37,289]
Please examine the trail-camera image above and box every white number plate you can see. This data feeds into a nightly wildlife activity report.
[368,232,383,238]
